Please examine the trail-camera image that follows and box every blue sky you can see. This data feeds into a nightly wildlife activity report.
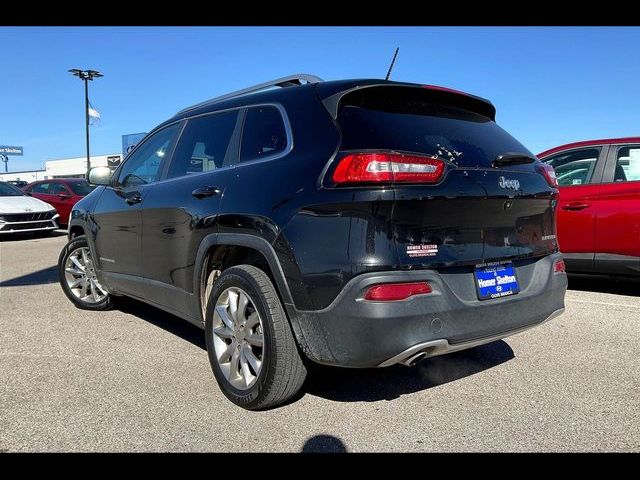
[1,26,639,171]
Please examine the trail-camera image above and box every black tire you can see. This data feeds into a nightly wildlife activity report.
[204,265,307,410]
[58,235,113,311]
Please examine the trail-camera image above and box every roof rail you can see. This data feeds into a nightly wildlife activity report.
[176,74,324,115]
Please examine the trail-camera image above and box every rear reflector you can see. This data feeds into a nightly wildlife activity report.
[537,163,559,188]
[554,259,566,274]
[332,152,444,185]
[364,282,432,301]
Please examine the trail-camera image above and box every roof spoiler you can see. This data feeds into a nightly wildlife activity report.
[321,83,496,121]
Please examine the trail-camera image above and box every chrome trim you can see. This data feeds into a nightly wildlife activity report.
[377,308,565,367]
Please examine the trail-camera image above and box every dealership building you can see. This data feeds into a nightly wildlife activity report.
[0,154,123,183]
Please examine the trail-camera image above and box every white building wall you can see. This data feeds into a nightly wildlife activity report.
[0,154,122,182]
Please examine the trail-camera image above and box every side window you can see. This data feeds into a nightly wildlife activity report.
[51,183,69,195]
[240,106,288,163]
[117,124,180,188]
[613,146,640,182]
[167,110,240,179]
[544,148,600,186]
[31,183,51,194]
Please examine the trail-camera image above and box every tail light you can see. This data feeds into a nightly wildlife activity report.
[537,163,559,188]
[332,152,445,185]
[554,259,566,274]
[364,282,432,301]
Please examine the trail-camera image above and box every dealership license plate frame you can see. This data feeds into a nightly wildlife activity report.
[474,261,520,301]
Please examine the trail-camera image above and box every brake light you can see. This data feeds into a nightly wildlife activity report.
[332,153,445,185]
[554,259,566,274]
[364,282,432,301]
[537,163,559,188]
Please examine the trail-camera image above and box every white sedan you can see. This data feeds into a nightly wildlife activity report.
[0,181,60,235]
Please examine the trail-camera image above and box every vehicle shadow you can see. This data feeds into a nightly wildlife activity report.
[0,230,67,242]
[304,340,514,403]
[568,274,640,297]
[114,296,206,350]
[110,297,513,405]
[0,266,58,287]
[301,434,348,453]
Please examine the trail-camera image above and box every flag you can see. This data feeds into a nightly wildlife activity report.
[88,101,101,126]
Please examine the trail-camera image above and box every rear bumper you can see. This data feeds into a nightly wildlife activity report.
[292,253,567,368]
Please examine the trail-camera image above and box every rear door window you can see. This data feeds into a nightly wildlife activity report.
[612,146,640,182]
[167,110,241,179]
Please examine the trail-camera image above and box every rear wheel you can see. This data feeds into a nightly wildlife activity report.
[204,265,306,410]
[58,235,113,310]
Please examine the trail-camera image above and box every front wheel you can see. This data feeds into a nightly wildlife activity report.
[58,235,113,311]
[204,265,307,410]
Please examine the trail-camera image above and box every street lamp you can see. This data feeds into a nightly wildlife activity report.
[69,69,103,176]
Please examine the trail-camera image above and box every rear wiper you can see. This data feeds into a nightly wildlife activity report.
[492,152,537,168]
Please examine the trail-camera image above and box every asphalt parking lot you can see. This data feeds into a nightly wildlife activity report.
[0,232,638,452]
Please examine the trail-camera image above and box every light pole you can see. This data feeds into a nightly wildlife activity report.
[69,69,103,176]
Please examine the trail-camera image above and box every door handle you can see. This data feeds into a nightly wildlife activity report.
[57,193,71,200]
[125,192,142,205]
[192,186,222,199]
[561,202,589,211]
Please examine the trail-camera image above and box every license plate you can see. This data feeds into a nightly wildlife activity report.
[474,262,519,300]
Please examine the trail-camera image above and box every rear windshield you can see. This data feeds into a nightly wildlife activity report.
[338,102,532,168]
[68,181,95,196]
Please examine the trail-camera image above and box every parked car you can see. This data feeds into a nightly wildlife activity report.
[23,178,95,226]
[58,75,567,409]
[6,180,28,189]
[539,137,640,276]
[0,181,59,235]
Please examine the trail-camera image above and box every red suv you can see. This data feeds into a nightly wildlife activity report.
[538,137,640,276]
[23,179,95,226]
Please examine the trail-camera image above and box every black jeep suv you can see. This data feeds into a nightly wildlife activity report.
[58,74,567,409]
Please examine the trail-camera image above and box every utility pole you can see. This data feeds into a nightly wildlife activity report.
[69,69,103,176]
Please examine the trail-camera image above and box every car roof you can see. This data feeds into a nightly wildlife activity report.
[158,78,496,129]
[538,136,640,158]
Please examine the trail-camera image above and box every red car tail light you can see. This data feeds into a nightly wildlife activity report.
[554,259,566,274]
[332,152,445,185]
[363,282,432,301]
[536,163,559,188]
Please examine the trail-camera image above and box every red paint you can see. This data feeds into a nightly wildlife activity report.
[22,179,89,225]
[537,136,640,159]
[539,139,640,273]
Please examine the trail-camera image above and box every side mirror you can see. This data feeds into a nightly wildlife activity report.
[88,166,113,186]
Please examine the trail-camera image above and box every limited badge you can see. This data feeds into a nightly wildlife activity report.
[407,244,438,257]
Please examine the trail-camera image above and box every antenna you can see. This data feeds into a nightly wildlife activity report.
[385,47,399,80]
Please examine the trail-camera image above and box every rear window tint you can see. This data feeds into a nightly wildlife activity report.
[337,103,532,168]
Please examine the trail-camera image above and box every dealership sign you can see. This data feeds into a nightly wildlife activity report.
[122,133,147,158]
[0,145,23,156]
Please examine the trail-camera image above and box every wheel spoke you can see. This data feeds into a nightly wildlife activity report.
[227,290,238,323]
[218,340,237,363]
[230,347,241,380]
[240,349,252,386]
[245,312,260,329]
[93,280,107,296]
[237,291,250,322]
[90,279,100,302]
[243,345,262,374]
[69,277,85,289]
[215,305,235,330]
[81,248,90,266]
[65,267,84,276]
[245,333,263,347]
[70,256,85,271]
[213,326,234,340]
